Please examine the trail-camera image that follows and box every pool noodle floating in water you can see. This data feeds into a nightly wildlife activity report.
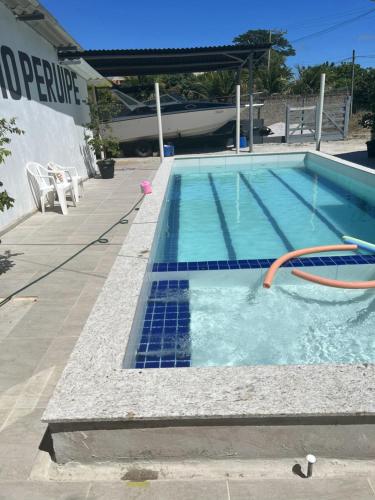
[263,244,358,288]
[342,235,375,253]
[291,269,375,289]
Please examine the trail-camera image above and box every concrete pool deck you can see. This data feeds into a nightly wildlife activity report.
[1,140,375,497]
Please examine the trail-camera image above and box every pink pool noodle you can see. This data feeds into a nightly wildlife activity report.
[140,180,152,194]
[263,244,358,289]
[292,269,375,289]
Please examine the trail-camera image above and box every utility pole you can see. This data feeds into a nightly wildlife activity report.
[267,30,287,75]
[350,49,355,116]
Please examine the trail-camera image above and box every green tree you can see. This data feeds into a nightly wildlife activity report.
[352,67,375,112]
[119,73,206,102]
[290,63,336,94]
[118,75,156,101]
[159,73,205,100]
[289,62,375,112]
[233,29,295,57]
[255,52,293,94]
[195,71,237,101]
[232,29,295,96]
[0,118,24,212]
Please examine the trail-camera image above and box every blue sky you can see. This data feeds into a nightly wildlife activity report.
[43,0,375,68]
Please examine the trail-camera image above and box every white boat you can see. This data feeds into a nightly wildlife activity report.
[101,90,262,156]
[143,93,185,107]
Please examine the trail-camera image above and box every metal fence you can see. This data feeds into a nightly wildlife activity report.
[286,96,351,144]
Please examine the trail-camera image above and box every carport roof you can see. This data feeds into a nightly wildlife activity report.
[58,44,271,76]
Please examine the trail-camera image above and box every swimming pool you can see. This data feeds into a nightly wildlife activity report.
[130,152,375,369]
[45,151,375,463]
[156,154,375,262]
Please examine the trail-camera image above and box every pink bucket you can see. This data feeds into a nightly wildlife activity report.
[140,180,152,194]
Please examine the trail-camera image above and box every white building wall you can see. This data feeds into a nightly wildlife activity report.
[0,2,95,230]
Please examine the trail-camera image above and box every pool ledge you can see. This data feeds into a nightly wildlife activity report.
[44,362,375,422]
[43,151,375,455]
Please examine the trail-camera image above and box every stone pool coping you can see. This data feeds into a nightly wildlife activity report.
[43,151,375,424]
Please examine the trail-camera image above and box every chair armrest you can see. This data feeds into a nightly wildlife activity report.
[41,173,59,188]
[63,166,79,177]
[39,174,55,183]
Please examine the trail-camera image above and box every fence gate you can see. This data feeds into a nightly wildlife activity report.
[321,96,351,141]
[286,105,317,143]
[286,96,351,143]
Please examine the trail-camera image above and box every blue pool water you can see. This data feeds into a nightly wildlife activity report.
[132,154,375,369]
[189,280,375,366]
[134,275,375,368]
[156,160,375,262]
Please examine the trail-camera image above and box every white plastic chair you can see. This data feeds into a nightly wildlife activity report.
[47,161,84,203]
[26,162,75,215]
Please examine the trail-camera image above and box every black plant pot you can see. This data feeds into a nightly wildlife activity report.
[97,159,115,179]
[367,140,375,159]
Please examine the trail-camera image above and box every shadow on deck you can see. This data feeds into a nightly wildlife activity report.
[335,150,375,169]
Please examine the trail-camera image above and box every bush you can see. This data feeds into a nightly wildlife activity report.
[0,118,24,212]
[359,111,375,139]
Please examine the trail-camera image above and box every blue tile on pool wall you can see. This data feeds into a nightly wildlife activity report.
[134,280,191,369]
[152,254,375,272]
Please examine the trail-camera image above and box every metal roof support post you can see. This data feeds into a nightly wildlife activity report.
[315,73,326,151]
[92,86,105,160]
[155,82,164,163]
[236,84,241,154]
[248,54,254,153]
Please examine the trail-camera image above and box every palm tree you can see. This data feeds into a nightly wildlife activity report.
[255,54,293,94]
[290,63,335,95]
[196,71,238,102]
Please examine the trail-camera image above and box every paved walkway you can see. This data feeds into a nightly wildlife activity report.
[0,477,375,499]
[0,159,158,491]
[0,149,375,499]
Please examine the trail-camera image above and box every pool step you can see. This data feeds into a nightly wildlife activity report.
[134,280,191,369]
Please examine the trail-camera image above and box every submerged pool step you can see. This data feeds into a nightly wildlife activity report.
[152,254,375,272]
[134,280,191,369]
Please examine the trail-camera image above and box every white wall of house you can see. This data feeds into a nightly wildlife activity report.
[0,2,95,231]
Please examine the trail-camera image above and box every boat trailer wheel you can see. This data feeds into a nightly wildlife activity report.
[134,141,153,157]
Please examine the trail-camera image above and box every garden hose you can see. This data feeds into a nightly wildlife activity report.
[0,194,145,308]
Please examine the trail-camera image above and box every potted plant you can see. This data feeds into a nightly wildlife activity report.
[359,110,375,158]
[86,88,121,179]
[87,135,120,179]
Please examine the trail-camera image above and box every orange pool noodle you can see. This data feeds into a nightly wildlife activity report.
[292,269,375,289]
[263,244,357,289]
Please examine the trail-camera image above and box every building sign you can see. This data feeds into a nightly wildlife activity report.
[0,44,81,105]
